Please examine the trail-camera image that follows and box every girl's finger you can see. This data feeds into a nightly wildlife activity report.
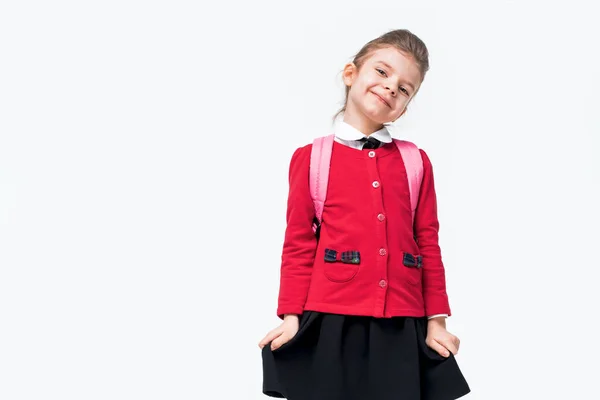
[428,338,451,357]
[438,338,459,355]
[258,329,281,348]
[454,337,460,350]
[270,333,289,351]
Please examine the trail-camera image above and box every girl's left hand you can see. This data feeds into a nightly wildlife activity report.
[425,320,460,358]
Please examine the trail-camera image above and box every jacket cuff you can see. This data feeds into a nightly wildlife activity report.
[276,304,304,320]
[427,313,449,319]
[423,292,452,317]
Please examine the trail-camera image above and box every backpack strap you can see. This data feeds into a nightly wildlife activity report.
[309,134,335,237]
[393,139,423,225]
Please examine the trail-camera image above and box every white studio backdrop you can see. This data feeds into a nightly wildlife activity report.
[0,1,598,399]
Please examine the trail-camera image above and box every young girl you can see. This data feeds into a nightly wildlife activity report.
[258,29,471,400]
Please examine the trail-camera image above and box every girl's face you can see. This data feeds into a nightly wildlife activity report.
[343,46,422,128]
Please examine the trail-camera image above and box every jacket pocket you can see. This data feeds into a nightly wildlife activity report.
[322,248,361,283]
[403,251,423,285]
[323,262,359,282]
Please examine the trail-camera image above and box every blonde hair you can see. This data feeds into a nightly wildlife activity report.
[333,29,430,123]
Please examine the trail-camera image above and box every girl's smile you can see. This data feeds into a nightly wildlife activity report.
[371,91,391,108]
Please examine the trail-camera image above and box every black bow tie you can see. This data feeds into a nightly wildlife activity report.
[359,136,382,149]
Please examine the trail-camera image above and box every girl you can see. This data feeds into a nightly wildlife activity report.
[258,29,471,400]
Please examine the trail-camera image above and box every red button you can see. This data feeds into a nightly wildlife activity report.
[379,279,387,288]
[377,213,385,221]
[379,248,387,256]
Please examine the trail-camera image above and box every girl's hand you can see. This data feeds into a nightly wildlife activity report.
[426,318,460,358]
[258,314,300,351]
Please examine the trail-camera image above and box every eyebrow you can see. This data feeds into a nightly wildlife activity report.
[376,61,416,91]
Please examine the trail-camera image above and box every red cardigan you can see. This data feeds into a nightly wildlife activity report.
[276,140,452,319]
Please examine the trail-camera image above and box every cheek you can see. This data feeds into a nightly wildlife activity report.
[352,75,374,91]
[352,90,373,107]
[348,86,364,103]
[351,81,374,102]
[350,78,383,105]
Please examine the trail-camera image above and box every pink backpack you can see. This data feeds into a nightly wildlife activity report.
[309,133,423,238]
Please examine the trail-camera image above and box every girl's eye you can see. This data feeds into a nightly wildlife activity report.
[377,68,409,96]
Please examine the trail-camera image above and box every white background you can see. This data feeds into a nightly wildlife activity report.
[1,1,599,399]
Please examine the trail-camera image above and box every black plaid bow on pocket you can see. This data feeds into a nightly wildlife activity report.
[403,252,423,268]
[324,248,361,264]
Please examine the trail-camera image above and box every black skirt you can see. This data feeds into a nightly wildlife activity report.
[262,311,471,400]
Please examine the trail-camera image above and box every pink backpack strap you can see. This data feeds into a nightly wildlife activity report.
[393,139,423,225]
[309,134,335,235]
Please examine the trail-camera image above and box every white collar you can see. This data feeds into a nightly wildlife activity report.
[334,120,393,143]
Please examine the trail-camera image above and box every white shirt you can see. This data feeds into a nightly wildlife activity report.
[334,120,394,149]
[333,120,448,320]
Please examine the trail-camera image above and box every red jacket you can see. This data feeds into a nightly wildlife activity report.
[276,140,452,319]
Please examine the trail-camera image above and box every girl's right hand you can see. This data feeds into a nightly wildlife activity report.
[258,314,300,351]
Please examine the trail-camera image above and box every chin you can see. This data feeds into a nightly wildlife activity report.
[363,109,389,125]
[361,105,391,124]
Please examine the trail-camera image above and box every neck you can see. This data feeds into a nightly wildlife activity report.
[342,109,383,136]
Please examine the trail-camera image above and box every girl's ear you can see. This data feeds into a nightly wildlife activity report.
[342,62,357,87]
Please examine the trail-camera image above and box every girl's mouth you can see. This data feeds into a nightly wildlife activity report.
[372,92,390,108]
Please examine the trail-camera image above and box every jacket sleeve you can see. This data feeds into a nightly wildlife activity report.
[276,144,318,319]
[414,149,452,317]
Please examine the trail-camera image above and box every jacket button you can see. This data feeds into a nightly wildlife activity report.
[372,181,380,188]
[377,213,385,221]
[368,151,375,158]
[379,248,387,256]
[379,279,387,288]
